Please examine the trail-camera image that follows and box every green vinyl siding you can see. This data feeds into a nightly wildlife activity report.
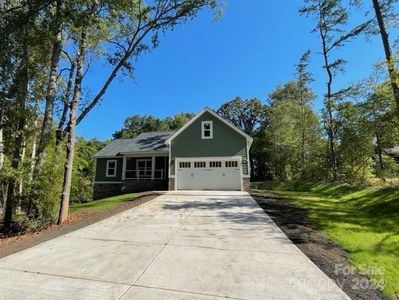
[95,158,123,182]
[171,111,249,175]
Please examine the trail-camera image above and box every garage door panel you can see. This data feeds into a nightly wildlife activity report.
[176,159,242,191]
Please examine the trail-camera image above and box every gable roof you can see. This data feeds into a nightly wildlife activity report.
[94,131,175,158]
[165,107,253,145]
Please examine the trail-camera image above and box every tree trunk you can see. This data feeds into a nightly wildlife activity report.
[57,28,88,225]
[56,60,75,147]
[371,0,399,121]
[300,90,306,179]
[29,118,38,182]
[18,137,26,197]
[36,0,63,168]
[375,131,384,172]
[4,42,29,230]
[320,24,338,180]
[58,0,99,224]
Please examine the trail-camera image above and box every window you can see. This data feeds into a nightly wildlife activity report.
[179,162,191,168]
[136,159,152,179]
[194,161,206,168]
[106,160,117,177]
[209,161,222,168]
[201,121,213,139]
[225,161,238,168]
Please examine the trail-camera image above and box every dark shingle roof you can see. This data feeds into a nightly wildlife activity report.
[94,131,175,158]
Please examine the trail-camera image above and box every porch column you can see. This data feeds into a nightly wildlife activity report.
[151,156,155,180]
[122,156,127,180]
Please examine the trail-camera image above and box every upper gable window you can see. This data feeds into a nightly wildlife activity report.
[201,121,213,139]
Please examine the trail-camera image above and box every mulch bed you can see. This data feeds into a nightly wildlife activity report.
[251,191,389,300]
[0,193,160,259]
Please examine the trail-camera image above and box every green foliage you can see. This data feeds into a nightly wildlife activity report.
[217,97,267,134]
[336,102,374,182]
[29,140,64,227]
[70,193,140,212]
[255,181,399,298]
[71,137,105,203]
[113,113,194,139]
[266,81,323,180]
[217,97,268,180]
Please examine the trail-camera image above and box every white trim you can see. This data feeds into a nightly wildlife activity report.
[168,141,172,178]
[94,156,120,159]
[175,156,242,162]
[151,156,155,180]
[122,157,127,180]
[105,159,118,177]
[175,156,243,191]
[136,158,152,180]
[201,120,213,139]
[246,142,251,177]
[94,181,122,184]
[165,107,253,145]
[119,151,168,157]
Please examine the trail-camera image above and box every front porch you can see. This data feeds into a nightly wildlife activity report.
[122,155,169,192]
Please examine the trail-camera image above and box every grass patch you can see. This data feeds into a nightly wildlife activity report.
[254,181,399,299]
[70,193,141,213]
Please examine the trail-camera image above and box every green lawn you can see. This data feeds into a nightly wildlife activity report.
[70,193,141,213]
[254,182,399,298]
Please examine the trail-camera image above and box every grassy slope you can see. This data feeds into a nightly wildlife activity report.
[254,182,399,298]
[70,193,140,213]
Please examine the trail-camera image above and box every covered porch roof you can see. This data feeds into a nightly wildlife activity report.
[94,131,174,158]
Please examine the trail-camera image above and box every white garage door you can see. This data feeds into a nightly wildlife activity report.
[176,158,242,191]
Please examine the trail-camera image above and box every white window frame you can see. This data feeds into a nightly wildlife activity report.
[136,158,152,179]
[106,159,118,177]
[201,121,213,139]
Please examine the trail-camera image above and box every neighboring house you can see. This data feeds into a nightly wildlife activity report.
[93,108,253,199]
[384,145,399,163]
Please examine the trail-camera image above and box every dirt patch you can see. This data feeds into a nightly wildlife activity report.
[251,191,389,300]
[0,193,161,259]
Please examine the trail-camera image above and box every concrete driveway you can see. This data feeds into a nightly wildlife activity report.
[0,191,348,300]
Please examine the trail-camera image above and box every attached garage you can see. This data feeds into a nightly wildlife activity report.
[176,157,242,191]
[164,108,253,192]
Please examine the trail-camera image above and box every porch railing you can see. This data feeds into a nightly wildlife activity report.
[125,169,164,180]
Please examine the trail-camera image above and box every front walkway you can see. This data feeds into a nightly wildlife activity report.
[0,191,348,299]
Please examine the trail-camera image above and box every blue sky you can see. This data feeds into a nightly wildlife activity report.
[77,1,386,140]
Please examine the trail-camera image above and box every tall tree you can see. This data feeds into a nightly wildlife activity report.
[36,0,65,168]
[370,0,399,121]
[217,97,267,135]
[267,82,322,180]
[300,0,371,180]
[336,102,374,182]
[4,31,30,229]
[57,0,218,223]
[113,113,195,139]
[295,50,316,178]
[58,0,99,224]
[217,97,267,178]
[362,80,399,178]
